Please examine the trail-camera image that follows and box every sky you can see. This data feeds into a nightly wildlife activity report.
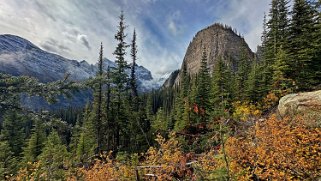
[0,0,270,77]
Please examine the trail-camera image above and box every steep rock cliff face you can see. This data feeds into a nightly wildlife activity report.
[172,23,255,85]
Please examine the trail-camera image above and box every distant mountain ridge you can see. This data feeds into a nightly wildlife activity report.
[0,34,162,92]
[0,34,166,110]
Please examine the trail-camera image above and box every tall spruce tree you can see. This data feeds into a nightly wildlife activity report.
[265,0,280,63]
[195,47,211,123]
[0,140,17,179]
[77,103,96,162]
[234,47,251,101]
[0,111,25,157]
[271,47,294,97]
[112,11,129,150]
[130,29,139,110]
[287,0,317,90]
[91,43,106,152]
[174,62,190,131]
[211,57,233,117]
[38,131,69,180]
[23,119,46,163]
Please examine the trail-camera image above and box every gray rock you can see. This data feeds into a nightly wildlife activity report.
[278,90,321,117]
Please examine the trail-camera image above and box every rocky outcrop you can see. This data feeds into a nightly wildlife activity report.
[169,23,255,86]
[162,70,179,88]
[278,90,321,117]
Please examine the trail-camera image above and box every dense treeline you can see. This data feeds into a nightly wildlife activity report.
[0,0,320,180]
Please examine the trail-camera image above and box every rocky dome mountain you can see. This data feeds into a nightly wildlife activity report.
[0,34,162,92]
[165,23,255,87]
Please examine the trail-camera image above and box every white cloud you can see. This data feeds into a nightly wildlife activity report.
[0,0,270,77]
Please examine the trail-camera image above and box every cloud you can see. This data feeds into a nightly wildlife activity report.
[40,38,71,55]
[0,0,270,77]
[77,34,91,50]
[214,0,270,51]
[167,11,181,36]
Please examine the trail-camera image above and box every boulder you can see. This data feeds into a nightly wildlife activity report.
[278,90,321,117]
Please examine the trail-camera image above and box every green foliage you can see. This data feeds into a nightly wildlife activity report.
[91,43,106,152]
[211,57,233,117]
[38,131,70,180]
[234,47,251,101]
[195,47,212,122]
[287,0,318,90]
[23,119,46,163]
[77,103,96,162]
[152,108,168,133]
[0,140,17,179]
[271,47,294,97]
[0,111,26,157]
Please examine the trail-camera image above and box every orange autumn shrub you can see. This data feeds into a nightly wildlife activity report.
[77,154,136,181]
[142,134,195,180]
[226,114,321,180]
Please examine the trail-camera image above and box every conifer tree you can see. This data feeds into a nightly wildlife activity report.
[77,103,96,162]
[69,117,82,158]
[211,57,233,117]
[130,29,139,108]
[112,11,129,150]
[0,111,25,157]
[23,119,46,163]
[234,47,251,101]
[271,47,294,97]
[287,0,317,90]
[278,0,290,46]
[195,47,211,123]
[0,140,17,179]
[91,43,106,152]
[245,62,264,103]
[265,0,279,62]
[38,131,69,180]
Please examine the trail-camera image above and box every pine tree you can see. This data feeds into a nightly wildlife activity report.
[195,47,211,123]
[211,57,233,117]
[234,47,251,101]
[287,0,317,90]
[91,43,107,152]
[265,0,279,63]
[130,29,139,110]
[278,0,290,47]
[245,62,264,103]
[271,47,294,97]
[23,119,46,163]
[69,117,82,158]
[0,140,17,179]
[38,131,70,180]
[0,111,25,157]
[112,11,130,151]
[77,103,96,162]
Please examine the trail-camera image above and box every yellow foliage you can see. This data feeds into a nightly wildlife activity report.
[232,101,262,121]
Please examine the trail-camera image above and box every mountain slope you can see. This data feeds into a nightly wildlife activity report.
[0,34,161,92]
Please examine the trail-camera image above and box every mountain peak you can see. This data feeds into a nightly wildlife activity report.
[0,34,39,52]
[166,23,254,87]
